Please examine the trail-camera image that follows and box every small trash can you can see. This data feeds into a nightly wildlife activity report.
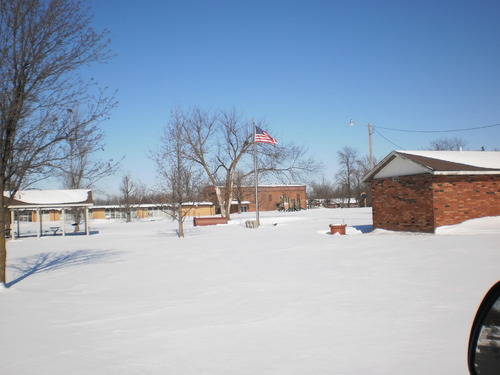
[329,224,346,235]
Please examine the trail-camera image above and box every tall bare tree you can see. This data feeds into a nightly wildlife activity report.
[351,155,375,206]
[178,108,252,218]
[336,147,359,204]
[58,109,120,231]
[153,110,202,237]
[0,0,112,285]
[120,174,136,223]
[178,107,320,219]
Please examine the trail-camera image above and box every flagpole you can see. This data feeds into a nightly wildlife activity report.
[253,124,260,227]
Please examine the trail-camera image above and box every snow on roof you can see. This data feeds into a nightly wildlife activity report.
[93,204,168,209]
[92,202,214,209]
[364,150,500,181]
[398,151,500,169]
[6,189,92,206]
[230,200,251,205]
[181,201,213,206]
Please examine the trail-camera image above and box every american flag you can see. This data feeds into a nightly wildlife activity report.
[254,126,278,145]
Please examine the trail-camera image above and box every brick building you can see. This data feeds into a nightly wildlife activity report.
[203,185,307,213]
[364,151,500,233]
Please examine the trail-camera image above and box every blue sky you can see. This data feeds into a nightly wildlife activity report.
[78,0,500,195]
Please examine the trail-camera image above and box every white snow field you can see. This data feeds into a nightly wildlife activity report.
[1,208,499,375]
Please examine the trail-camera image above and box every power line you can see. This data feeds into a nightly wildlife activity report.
[373,129,404,149]
[374,123,500,133]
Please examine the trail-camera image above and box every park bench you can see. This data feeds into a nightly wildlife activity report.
[193,217,228,226]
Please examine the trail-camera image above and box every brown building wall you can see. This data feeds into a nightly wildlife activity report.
[92,208,106,219]
[371,175,435,233]
[91,205,216,219]
[432,174,500,228]
[371,174,500,233]
[204,185,307,212]
[184,205,215,216]
[31,210,61,222]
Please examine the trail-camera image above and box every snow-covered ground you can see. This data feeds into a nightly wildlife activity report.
[1,208,499,375]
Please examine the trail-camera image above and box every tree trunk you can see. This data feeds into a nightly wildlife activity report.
[177,206,184,238]
[222,181,234,220]
[214,186,227,218]
[0,193,7,285]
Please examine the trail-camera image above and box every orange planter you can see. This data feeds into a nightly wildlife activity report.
[329,224,346,235]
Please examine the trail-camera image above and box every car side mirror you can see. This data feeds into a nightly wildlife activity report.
[468,281,500,374]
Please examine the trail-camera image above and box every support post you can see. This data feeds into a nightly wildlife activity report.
[16,210,20,239]
[85,207,89,235]
[37,209,42,238]
[62,209,66,236]
[10,209,15,240]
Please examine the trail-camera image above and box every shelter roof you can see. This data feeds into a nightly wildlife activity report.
[5,189,93,208]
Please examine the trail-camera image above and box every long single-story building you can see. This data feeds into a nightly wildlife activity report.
[363,150,500,233]
[203,185,307,213]
[90,202,216,220]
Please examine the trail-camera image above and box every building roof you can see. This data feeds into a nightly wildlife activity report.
[5,189,93,208]
[92,202,214,209]
[364,151,500,182]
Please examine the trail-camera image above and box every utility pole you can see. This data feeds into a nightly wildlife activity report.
[367,123,374,169]
[348,120,375,168]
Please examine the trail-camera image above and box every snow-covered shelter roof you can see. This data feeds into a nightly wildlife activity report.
[5,189,93,208]
[363,151,500,182]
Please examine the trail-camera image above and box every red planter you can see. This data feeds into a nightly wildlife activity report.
[329,224,346,235]
[193,217,228,226]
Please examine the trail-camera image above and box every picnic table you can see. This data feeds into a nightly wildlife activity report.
[49,226,60,235]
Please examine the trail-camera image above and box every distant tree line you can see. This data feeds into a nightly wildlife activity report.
[309,147,373,207]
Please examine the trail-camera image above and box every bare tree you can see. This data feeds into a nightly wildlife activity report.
[352,155,375,207]
[428,137,467,151]
[0,0,112,285]
[153,109,202,237]
[178,107,320,219]
[58,110,120,231]
[177,108,252,219]
[120,175,136,223]
[336,147,359,204]
[309,178,336,202]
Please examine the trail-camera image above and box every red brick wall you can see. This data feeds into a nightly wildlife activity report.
[371,175,435,233]
[432,175,500,227]
[371,174,500,232]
